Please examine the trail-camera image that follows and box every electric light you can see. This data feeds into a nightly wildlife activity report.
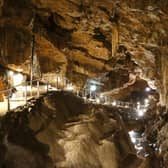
[66,85,74,91]
[8,71,14,76]
[129,131,136,143]
[96,98,100,104]
[145,87,151,92]
[137,109,144,117]
[112,101,117,106]
[135,145,143,150]
[11,93,16,99]
[144,98,149,104]
[56,76,61,82]
[90,85,96,92]
[137,102,140,109]
[125,105,129,108]
[17,68,22,72]
[13,73,23,86]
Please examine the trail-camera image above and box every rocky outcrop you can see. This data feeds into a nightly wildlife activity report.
[0,91,143,168]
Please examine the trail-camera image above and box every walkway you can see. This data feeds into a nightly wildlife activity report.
[0,75,148,117]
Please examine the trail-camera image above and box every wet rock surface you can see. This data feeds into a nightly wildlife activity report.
[0,91,143,168]
[144,106,168,168]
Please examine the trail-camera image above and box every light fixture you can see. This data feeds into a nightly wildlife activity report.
[96,98,100,104]
[144,98,149,104]
[137,109,144,117]
[8,71,14,76]
[56,76,61,82]
[11,93,16,99]
[145,87,151,92]
[17,68,23,72]
[135,145,143,150]
[137,102,140,109]
[13,73,23,86]
[125,105,129,108]
[66,85,74,91]
[90,85,96,92]
[112,101,117,106]
[128,131,136,144]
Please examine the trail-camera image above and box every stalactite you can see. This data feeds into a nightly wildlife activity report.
[32,51,41,78]
[111,26,119,58]
[159,53,168,108]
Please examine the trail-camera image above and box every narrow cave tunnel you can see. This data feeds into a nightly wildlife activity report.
[0,0,168,168]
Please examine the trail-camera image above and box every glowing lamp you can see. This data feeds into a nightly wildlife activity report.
[56,76,61,82]
[96,98,100,104]
[66,85,74,91]
[144,98,149,104]
[137,109,144,117]
[8,71,14,76]
[129,131,136,143]
[90,85,96,92]
[17,68,23,72]
[112,101,117,106]
[13,73,23,86]
[145,87,151,92]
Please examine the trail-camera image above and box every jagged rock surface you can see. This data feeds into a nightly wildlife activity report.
[0,0,168,167]
[0,91,144,168]
[0,0,168,93]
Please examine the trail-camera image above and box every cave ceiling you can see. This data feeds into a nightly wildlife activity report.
[0,0,168,96]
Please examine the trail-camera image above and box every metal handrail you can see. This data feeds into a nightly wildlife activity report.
[0,74,146,115]
[0,77,45,93]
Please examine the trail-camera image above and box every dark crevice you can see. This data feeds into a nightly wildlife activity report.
[35,13,73,48]
[98,6,110,16]
[68,45,107,62]
[68,45,88,53]
[93,28,111,51]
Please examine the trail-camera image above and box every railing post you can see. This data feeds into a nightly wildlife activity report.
[64,78,66,90]
[30,82,32,97]
[25,82,27,103]
[37,81,39,97]
[90,90,92,99]
[56,75,59,89]
[46,82,49,93]
[77,89,79,96]
[7,89,10,111]
[62,76,65,89]
[83,89,85,98]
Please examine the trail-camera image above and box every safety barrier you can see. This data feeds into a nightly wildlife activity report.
[0,74,146,115]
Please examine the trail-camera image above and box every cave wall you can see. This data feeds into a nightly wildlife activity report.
[0,0,168,103]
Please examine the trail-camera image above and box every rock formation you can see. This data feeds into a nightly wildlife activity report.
[0,91,142,168]
[0,0,168,167]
